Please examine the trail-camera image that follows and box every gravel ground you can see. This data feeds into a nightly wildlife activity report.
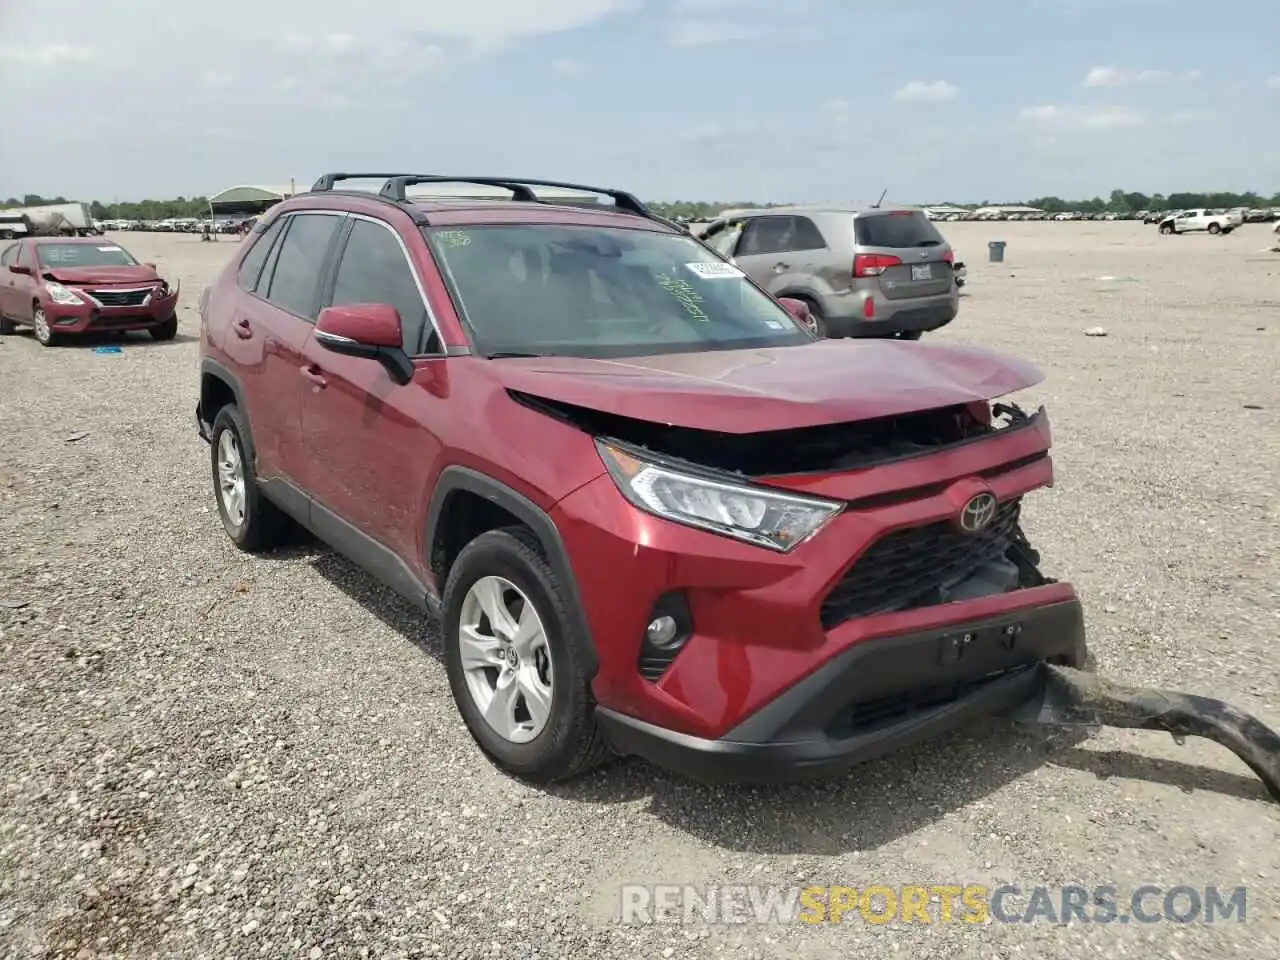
[1,222,1278,959]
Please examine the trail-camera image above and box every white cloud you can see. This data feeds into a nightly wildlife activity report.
[665,0,823,46]
[1267,75,1280,90]
[1082,66,1168,87]
[893,80,959,103]
[1185,69,1204,82]
[1018,104,1146,130]
[201,71,233,88]
[0,43,95,67]
[552,58,587,76]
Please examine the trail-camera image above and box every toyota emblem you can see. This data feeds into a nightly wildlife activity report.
[958,492,997,534]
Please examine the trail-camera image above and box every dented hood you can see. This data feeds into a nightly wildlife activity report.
[494,339,1044,432]
[41,265,158,285]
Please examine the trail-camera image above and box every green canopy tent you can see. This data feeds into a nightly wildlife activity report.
[207,184,305,218]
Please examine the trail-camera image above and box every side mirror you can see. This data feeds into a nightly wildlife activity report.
[314,303,414,385]
[9,263,31,275]
[778,297,821,336]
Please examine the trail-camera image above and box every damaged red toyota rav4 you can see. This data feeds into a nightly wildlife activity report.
[195,174,1279,794]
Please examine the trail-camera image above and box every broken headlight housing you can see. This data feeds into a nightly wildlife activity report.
[596,440,843,552]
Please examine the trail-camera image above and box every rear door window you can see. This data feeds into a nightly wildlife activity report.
[854,212,945,248]
[238,217,287,292]
[263,213,342,320]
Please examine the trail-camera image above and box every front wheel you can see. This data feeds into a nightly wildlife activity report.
[149,315,178,341]
[1159,224,1174,235]
[442,526,610,783]
[32,307,60,346]
[1208,222,1222,235]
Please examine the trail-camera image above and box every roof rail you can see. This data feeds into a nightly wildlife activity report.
[378,175,654,218]
[310,173,428,193]
[308,172,679,230]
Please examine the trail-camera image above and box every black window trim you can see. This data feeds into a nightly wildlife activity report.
[325,211,447,358]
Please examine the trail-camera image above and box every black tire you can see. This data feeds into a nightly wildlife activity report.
[1159,223,1174,235]
[209,405,292,552]
[1208,222,1221,235]
[1221,226,1233,235]
[149,315,178,341]
[441,526,611,783]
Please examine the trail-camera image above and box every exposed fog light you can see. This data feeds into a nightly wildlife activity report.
[646,615,680,649]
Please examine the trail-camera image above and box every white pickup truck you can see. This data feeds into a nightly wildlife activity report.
[1157,208,1243,236]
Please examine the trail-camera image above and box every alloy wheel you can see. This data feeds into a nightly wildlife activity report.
[458,575,555,744]
[33,309,52,345]
[216,430,247,529]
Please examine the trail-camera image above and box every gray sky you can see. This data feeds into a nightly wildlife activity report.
[2,0,1277,204]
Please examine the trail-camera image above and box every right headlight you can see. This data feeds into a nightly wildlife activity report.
[596,440,843,553]
[45,282,84,305]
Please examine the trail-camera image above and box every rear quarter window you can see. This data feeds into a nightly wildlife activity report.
[854,212,945,248]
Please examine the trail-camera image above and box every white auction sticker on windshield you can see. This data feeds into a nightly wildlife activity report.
[97,246,122,252]
[685,261,743,279]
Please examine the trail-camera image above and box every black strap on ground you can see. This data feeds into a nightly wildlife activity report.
[1008,663,1280,802]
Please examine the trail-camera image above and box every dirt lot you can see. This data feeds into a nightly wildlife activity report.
[1,221,1278,959]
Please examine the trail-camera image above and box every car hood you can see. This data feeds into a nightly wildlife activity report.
[41,265,158,285]
[493,339,1044,433]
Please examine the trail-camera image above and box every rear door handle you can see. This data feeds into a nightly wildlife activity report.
[300,365,327,389]
[232,317,253,339]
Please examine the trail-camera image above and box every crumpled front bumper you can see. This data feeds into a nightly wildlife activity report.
[596,598,1088,784]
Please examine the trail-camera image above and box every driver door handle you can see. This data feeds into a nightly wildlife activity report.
[300,365,327,389]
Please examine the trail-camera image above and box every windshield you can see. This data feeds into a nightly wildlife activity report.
[35,243,138,268]
[424,225,812,358]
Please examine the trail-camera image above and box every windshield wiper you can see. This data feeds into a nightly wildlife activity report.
[487,351,556,359]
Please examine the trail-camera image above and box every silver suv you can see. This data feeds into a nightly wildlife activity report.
[695,206,959,339]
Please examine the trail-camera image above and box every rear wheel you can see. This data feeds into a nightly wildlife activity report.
[209,405,292,552]
[1208,222,1222,235]
[32,307,60,347]
[442,526,610,783]
[792,297,828,338]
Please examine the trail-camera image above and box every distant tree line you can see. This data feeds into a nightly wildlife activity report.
[5,189,1278,223]
[2,194,211,220]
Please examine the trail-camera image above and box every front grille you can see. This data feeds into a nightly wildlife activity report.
[87,288,151,307]
[820,498,1021,629]
[827,663,1032,737]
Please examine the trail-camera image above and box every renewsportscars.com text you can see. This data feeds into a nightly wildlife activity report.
[618,884,1248,926]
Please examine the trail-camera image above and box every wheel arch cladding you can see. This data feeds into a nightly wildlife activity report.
[200,360,254,462]
[425,466,599,676]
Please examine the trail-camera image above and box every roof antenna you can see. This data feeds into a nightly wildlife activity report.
[872,187,888,209]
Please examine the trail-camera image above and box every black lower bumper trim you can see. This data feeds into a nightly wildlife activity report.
[596,598,1087,784]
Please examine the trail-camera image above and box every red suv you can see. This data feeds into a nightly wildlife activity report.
[195,174,1088,784]
[0,237,179,346]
